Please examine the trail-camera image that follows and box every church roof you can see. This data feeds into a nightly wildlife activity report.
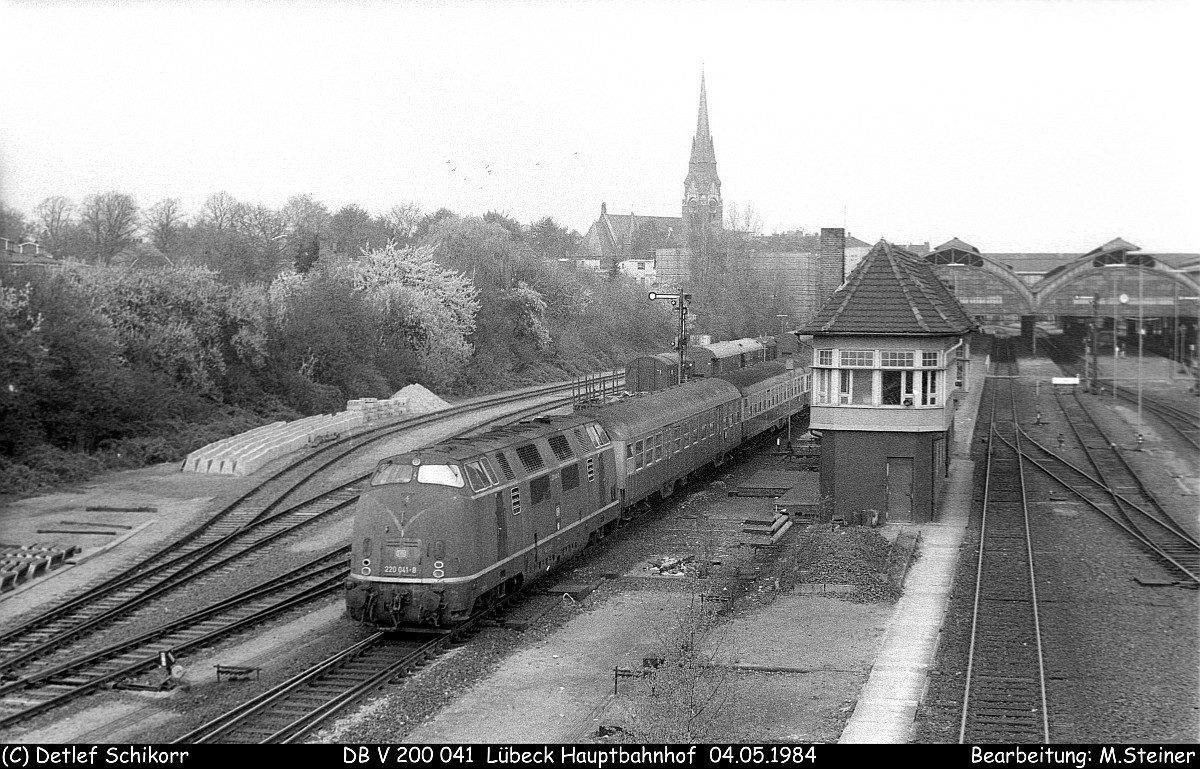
[798,240,978,336]
[580,207,681,258]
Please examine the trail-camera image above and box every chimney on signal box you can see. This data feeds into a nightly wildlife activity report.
[819,228,846,300]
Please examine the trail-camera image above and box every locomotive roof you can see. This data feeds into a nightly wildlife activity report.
[714,361,794,392]
[593,378,739,439]
[400,413,599,462]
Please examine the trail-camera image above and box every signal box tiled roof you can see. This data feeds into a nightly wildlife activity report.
[798,240,978,337]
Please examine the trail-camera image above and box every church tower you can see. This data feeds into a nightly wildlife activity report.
[682,71,723,245]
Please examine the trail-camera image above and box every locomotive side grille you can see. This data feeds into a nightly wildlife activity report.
[494,451,515,481]
[573,428,587,452]
[548,434,574,461]
[515,443,545,472]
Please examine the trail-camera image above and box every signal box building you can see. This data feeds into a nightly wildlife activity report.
[797,241,978,524]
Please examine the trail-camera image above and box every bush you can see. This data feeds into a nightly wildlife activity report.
[0,456,58,495]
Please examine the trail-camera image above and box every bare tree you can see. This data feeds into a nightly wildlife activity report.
[281,194,332,239]
[32,196,74,254]
[241,203,287,244]
[80,191,139,265]
[726,201,762,235]
[199,191,243,232]
[143,198,186,254]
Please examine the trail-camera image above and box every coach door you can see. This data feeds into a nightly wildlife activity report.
[885,457,913,523]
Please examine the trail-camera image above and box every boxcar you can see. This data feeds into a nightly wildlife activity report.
[624,352,686,393]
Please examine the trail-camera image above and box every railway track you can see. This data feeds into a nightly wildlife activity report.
[0,375,618,731]
[1013,431,1200,584]
[959,343,1051,744]
[172,632,444,744]
[0,549,349,730]
[1039,337,1200,451]
[1109,383,1200,451]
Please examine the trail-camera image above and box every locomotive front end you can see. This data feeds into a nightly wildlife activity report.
[345,455,478,627]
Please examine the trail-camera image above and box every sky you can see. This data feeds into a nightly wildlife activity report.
[1,0,1198,254]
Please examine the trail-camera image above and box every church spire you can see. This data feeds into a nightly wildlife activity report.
[683,69,722,242]
[689,70,716,166]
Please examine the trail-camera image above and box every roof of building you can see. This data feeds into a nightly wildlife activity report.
[933,237,980,254]
[0,249,62,268]
[798,240,978,336]
[580,205,682,258]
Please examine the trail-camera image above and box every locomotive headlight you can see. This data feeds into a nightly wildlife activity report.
[433,560,444,569]
[361,566,372,576]
[362,558,371,567]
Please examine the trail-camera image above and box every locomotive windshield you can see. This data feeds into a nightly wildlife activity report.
[370,461,466,488]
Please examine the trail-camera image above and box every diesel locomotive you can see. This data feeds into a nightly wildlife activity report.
[344,361,810,627]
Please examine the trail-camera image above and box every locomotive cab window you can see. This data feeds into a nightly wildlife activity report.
[464,460,497,492]
[371,462,414,486]
[585,423,610,447]
[562,463,580,491]
[416,464,465,488]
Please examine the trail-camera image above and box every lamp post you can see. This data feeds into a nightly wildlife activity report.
[1090,295,1100,392]
[1118,292,1129,402]
[1137,266,1144,434]
[648,291,692,385]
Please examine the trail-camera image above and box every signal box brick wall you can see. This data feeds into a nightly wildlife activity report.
[818,429,949,525]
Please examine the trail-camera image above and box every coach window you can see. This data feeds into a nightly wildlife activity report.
[634,440,644,470]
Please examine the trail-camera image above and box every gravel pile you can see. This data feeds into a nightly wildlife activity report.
[392,384,451,414]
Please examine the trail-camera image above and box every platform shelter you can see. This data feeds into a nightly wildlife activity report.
[798,240,978,525]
